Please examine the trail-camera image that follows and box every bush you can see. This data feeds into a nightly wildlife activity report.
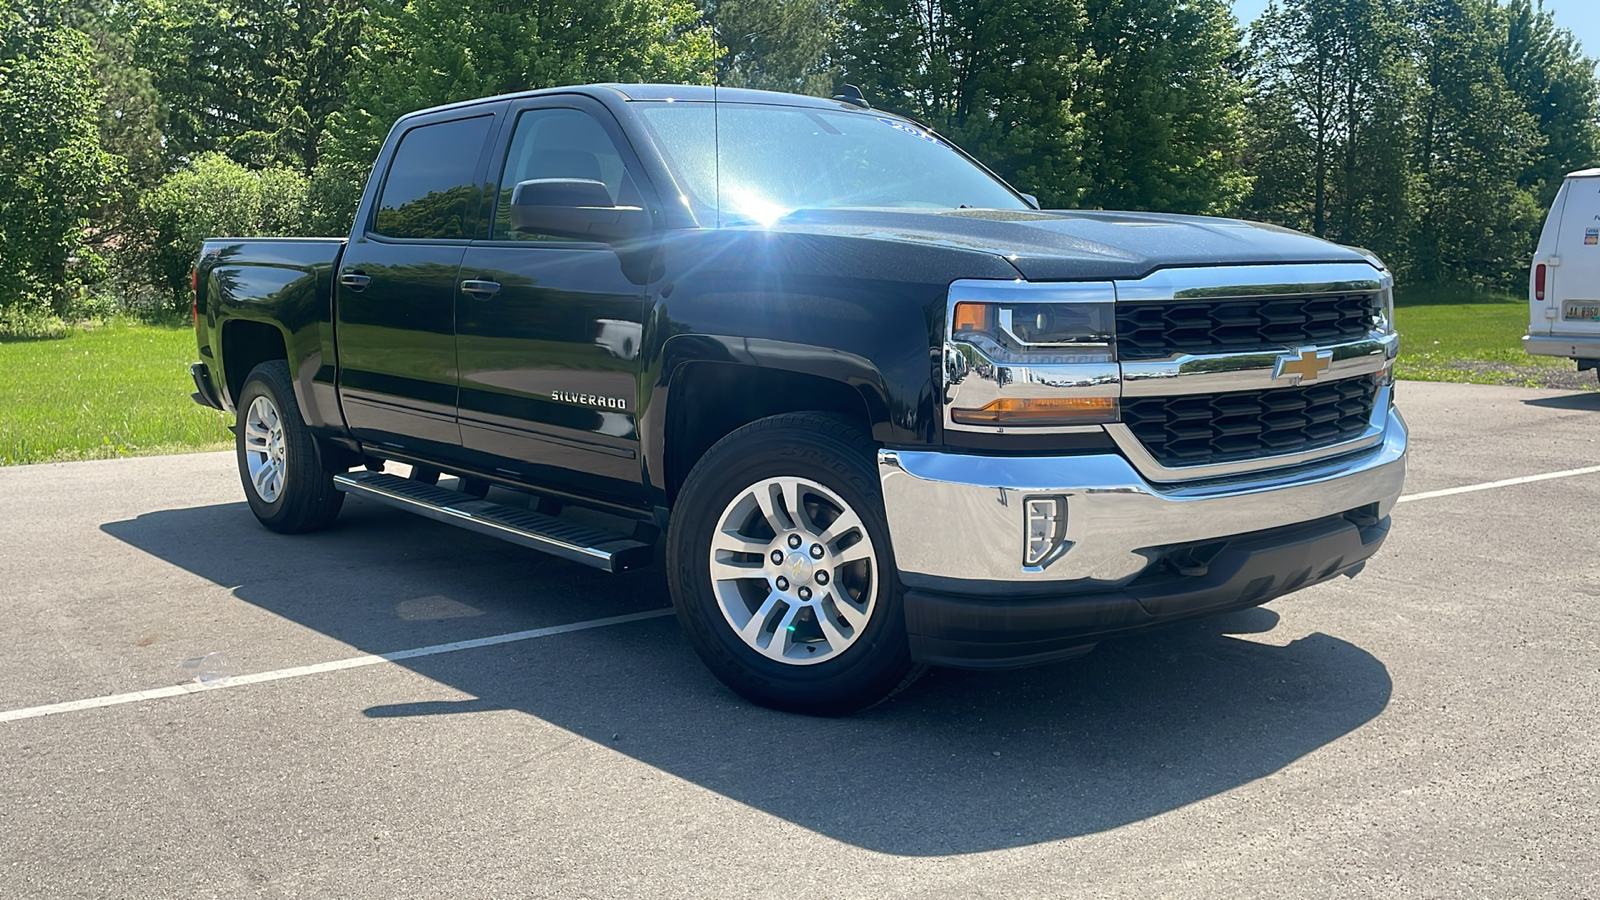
[306,157,366,237]
[132,153,310,309]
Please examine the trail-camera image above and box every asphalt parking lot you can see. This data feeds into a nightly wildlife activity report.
[2,380,1597,899]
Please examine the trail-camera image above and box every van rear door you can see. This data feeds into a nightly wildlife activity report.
[1548,172,1600,334]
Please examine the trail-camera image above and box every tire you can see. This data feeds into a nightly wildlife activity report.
[666,413,922,715]
[235,360,344,533]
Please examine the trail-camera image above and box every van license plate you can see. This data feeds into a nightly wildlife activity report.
[1564,302,1600,320]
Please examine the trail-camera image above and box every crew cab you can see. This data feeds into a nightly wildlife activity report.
[189,84,1408,714]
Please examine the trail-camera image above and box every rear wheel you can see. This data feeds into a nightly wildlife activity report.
[667,413,920,715]
[235,361,344,533]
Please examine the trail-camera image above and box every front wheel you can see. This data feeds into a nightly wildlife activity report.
[235,360,344,533]
[666,413,921,715]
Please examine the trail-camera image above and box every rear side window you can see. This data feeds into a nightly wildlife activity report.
[372,115,494,239]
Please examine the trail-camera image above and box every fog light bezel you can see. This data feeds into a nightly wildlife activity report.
[1023,496,1071,569]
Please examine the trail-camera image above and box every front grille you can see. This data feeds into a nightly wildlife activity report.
[1116,293,1381,361]
[1123,375,1380,468]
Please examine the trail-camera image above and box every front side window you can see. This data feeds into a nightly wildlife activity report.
[373,115,494,239]
[491,108,641,241]
[635,102,1028,225]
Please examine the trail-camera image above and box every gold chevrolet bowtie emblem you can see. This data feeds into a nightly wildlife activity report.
[1273,348,1333,383]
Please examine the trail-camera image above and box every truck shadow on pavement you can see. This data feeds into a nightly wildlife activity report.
[103,497,1392,857]
[1523,390,1600,411]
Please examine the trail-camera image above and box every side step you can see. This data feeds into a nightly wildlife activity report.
[333,471,652,573]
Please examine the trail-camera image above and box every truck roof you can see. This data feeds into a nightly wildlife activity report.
[394,83,908,126]
[1568,167,1600,178]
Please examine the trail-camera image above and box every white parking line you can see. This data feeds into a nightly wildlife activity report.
[1398,465,1600,504]
[0,608,674,725]
[7,463,1599,726]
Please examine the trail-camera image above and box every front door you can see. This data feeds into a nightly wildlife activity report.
[454,99,653,506]
[336,110,498,457]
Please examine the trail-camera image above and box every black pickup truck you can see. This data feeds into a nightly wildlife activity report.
[189,84,1407,714]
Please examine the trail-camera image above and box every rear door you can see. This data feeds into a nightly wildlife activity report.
[336,108,500,457]
[453,96,653,507]
[1552,174,1600,333]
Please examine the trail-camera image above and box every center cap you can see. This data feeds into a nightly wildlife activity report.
[784,551,815,587]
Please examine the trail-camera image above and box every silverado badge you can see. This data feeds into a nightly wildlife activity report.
[1273,348,1334,383]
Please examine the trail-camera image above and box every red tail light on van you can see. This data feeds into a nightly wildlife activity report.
[1535,264,1546,301]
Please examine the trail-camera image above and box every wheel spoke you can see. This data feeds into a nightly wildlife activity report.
[252,462,273,493]
[740,591,782,644]
[816,507,864,546]
[828,592,871,630]
[833,540,875,567]
[244,420,270,443]
[778,479,813,533]
[710,530,769,557]
[762,603,799,659]
[710,559,765,581]
[815,601,852,649]
[752,482,789,533]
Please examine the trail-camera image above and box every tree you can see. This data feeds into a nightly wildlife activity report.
[838,0,1094,206]
[128,0,365,173]
[1409,0,1543,287]
[325,0,718,175]
[1242,0,1413,257]
[1076,0,1252,215]
[1500,0,1600,207]
[703,0,841,95]
[0,0,120,316]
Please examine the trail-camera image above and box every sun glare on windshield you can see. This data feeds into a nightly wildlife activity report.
[636,101,1027,225]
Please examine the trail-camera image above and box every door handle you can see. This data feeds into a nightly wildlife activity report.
[460,279,501,297]
[339,272,371,291]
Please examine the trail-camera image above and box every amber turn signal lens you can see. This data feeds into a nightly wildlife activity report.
[951,396,1117,426]
[951,302,993,332]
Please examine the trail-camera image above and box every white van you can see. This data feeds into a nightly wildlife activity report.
[1526,167,1600,374]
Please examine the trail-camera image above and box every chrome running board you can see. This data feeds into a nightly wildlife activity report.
[333,471,651,573]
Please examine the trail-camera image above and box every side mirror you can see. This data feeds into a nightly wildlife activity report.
[510,178,649,244]
[1021,192,1041,210]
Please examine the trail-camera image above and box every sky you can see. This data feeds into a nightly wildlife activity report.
[1231,0,1600,60]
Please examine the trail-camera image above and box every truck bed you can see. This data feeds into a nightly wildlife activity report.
[194,237,346,421]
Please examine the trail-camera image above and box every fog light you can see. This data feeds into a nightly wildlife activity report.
[1024,497,1068,567]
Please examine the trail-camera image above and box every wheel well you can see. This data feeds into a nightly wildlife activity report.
[221,320,289,406]
[664,362,874,505]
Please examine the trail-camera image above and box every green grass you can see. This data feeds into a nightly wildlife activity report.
[0,322,232,465]
[1392,283,1589,388]
[0,281,1584,467]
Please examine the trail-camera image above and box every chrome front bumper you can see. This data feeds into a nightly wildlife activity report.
[879,405,1407,592]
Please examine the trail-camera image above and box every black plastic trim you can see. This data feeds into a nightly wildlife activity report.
[903,513,1390,669]
[189,362,224,411]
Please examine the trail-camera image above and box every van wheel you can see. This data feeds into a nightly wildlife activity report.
[235,360,344,533]
[667,413,922,715]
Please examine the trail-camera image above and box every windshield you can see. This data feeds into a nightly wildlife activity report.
[635,102,1029,225]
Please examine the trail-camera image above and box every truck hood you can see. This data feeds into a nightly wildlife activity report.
[755,208,1370,281]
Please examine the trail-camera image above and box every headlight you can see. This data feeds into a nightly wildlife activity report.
[1347,246,1396,334]
[1377,270,1396,334]
[944,280,1120,429]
